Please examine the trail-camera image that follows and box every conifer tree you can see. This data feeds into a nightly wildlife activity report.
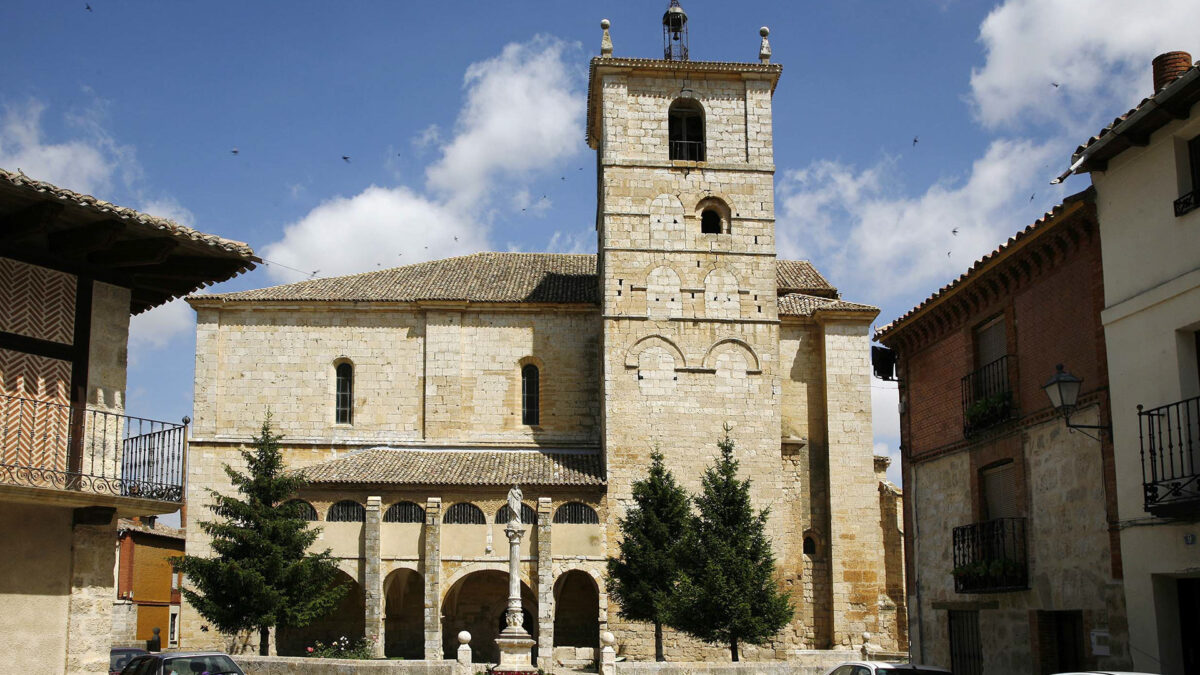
[668,431,793,661]
[606,451,692,661]
[172,415,346,656]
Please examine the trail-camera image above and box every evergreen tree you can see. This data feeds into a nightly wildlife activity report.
[606,451,692,661]
[668,431,793,661]
[172,415,346,656]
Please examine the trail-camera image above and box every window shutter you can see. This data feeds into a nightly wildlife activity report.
[982,462,1019,520]
[976,318,1006,367]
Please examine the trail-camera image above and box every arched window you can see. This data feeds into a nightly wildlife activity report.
[522,364,539,425]
[553,502,599,524]
[335,361,353,424]
[496,503,537,524]
[327,500,365,522]
[383,501,426,523]
[283,499,317,521]
[803,536,817,555]
[669,98,705,161]
[444,502,486,525]
[701,209,721,234]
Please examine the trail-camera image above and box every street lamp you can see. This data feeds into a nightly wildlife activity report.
[1042,364,1110,437]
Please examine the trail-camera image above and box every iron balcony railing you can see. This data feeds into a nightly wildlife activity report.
[1175,190,1197,217]
[952,517,1029,593]
[1139,395,1200,516]
[0,392,186,503]
[669,139,705,162]
[961,354,1014,436]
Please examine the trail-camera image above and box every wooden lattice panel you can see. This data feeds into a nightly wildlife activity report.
[0,256,76,345]
[0,348,70,472]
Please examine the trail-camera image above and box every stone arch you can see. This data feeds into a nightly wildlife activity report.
[623,334,686,369]
[637,346,677,396]
[695,195,733,234]
[553,570,600,654]
[384,568,423,659]
[646,266,682,319]
[440,568,537,663]
[276,569,364,656]
[700,338,761,372]
[703,267,740,319]
[648,194,685,250]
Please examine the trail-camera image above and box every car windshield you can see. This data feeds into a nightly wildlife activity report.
[110,650,145,671]
[161,655,243,675]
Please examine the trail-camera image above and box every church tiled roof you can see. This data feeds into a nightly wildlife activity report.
[777,293,878,318]
[299,448,606,487]
[196,252,837,306]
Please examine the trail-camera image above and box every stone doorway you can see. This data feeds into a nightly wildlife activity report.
[384,568,423,659]
[553,570,599,662]
[441,570,536,663]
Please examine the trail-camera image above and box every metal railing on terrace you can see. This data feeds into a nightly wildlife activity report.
[0,392,186,503]
[1139,395,1200,516]
[952,517,1028,594]
[669,139,705,162]
[961,355,1014,436]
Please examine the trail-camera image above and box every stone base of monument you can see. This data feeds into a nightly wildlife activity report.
[493,627,538,675]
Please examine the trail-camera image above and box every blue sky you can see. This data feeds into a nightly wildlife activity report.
[4,1,1199,488]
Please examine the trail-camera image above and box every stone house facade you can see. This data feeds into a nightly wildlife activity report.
[0,168,257,674]
[112,518,186,648]
[1059,51,1200,675]
[181,15,905,665]
[876,190,1131,674]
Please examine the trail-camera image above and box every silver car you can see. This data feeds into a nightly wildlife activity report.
[825,662,953,675]
[119,651,245,675]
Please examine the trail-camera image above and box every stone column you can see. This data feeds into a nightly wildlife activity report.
[423,498,442,660]
[536,497,553,668]
[64,507,117,675]
[364,496,384,658]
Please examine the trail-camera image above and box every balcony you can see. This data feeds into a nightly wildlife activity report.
[1175,190,1197,217]
[669,139,705,162]
[1139,395,1200,516]
[952,517,1029,593]
[0,393,186,504]
[962,355,1014,436]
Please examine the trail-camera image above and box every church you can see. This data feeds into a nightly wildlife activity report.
[181,4,905,664]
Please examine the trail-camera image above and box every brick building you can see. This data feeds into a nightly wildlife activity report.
[180,5,905,666]
[0,168,256,674]
[112,518,185,648]
[876,190,1130,674]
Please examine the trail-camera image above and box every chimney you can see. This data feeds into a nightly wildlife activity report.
[1153,51,1192,93]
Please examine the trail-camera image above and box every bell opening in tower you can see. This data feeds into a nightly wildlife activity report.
[662,0,689,61]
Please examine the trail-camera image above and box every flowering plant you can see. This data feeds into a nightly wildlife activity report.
[306,635,374,659]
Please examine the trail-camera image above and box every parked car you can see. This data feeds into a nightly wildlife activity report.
[1051,672,1161,674]
[110,647,148,675]
[120,651,245,675]
[825,663,953,675]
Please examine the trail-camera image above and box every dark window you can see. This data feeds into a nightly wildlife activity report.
[803,536,817,555]
[553,502,600,524]
[496,502,538,524]
[335,362,353,424]
[701,209,721,234]
[384,501,426,523]
[1035,610,1085,675]
[284,499,317,521]
[981,461,1019,520]
[975,316,1006,370]
[949,610,983,675]
[669,99,705,161]
[1190,135,1200,192]
[444,502,486,524]
[522,364,539,425]
[327,500,365,522]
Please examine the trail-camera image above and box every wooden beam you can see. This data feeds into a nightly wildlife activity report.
[0,202,64,246]
[46,220,124,256]
[87,238,177,267]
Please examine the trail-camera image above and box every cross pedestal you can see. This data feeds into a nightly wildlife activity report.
[494,519,537,674]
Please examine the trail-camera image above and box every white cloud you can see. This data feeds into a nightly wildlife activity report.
[0,100,113,195]
[264,36,585,283]
[546,229,594,255]
[425,36,585,209]
[778,138,1064,302]
[261,185,486,282]
[128,298,193,351]
[970,0,1200,130]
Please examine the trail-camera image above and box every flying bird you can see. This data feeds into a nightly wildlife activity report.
[342,155,351,163]
[230,148,239,155]
[85,3,92,10]
[561,176,566,181]
[453,236,458,241]
[1051,82,1060,88]
[912,136,919,147]
[947,251,952,257]
[951,227,959,236]
[1030,193,1036,201]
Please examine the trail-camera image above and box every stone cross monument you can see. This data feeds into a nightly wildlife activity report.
[494,485,536,674]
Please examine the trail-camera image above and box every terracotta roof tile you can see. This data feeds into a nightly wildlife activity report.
[778,293,877,318]
[299,448,605,487]
[199,253,837,305]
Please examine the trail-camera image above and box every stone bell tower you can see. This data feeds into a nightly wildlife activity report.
[588,7,789,648]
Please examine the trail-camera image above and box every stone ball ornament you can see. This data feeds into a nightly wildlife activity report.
[601,19,610,29]
[458,630,471,645]
[760,26,770,37]
[601,631,616,647]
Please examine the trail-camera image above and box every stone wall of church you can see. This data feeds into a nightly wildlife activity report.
[191,305,601,446]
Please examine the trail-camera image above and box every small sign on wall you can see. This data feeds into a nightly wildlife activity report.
[1090,629,1111,657]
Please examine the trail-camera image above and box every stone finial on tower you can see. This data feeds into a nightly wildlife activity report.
[600,19,613,57]
[759,26,772,64]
